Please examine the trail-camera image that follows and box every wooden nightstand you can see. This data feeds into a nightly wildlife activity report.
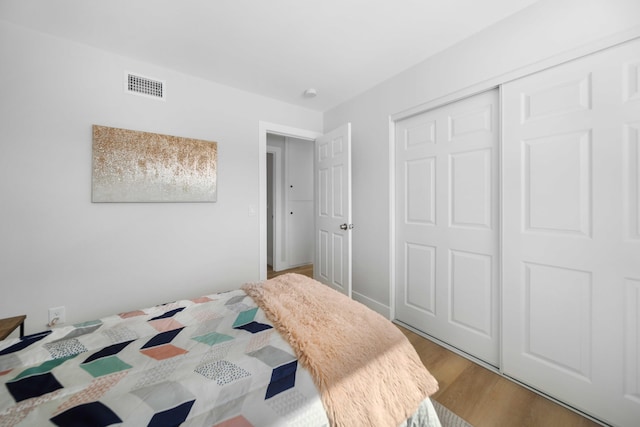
[0,315,26,340]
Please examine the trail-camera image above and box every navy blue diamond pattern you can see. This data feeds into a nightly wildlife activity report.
[83,340,134,364]
[140,328,184,349]
[148,400,195,427]
[6,372,63,402]
[234,321,273,333]
[265,360,297,399]
[149,307,185,321]
[0,330,52,356]
[50,401,122,427]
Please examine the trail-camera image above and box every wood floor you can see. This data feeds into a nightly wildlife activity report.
[399,326,601,427]
[269,265,602,426]
[266,264,313,279]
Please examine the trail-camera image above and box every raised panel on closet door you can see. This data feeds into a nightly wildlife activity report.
[626,278,640,403]
[523,131,592,236]
[502,37,640,427]
[395,89,499,366]
[450,148,492,229]
[625,122,640,240]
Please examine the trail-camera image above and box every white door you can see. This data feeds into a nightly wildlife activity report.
[502,38,640,427]
[315,123,352,297]
[395,90,499,366]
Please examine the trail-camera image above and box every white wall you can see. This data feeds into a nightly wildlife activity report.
[324,0,640,316]
[285,137,314,268]
[0,20,322,333]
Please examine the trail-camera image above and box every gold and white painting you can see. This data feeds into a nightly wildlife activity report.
[92,125,217,202]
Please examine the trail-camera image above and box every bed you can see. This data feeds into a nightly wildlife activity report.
[0,273,440,426]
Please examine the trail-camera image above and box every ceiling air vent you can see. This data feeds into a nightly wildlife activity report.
[124,72,166,100]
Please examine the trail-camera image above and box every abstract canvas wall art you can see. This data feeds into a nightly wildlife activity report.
[92,125,217,202]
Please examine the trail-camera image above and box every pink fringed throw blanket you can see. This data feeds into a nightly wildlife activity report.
[242,273,438,427]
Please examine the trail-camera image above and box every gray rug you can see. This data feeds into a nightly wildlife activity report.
[432,400,473,427]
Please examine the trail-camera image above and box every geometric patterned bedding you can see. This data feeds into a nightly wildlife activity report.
[0,290,328,426]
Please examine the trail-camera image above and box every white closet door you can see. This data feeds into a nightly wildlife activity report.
[502,38,640,426]
[395,89,499,366]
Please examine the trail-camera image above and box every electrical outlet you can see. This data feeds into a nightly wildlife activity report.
[48,306,66,326]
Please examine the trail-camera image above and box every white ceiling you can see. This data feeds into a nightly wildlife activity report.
[0,0,539,112]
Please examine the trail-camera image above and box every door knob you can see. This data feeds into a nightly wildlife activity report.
[340,223,354,230]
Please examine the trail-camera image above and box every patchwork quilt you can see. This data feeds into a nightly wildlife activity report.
[0,290,329,426]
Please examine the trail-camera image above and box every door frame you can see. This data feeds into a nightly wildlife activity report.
[266,146,282,270]
[259,121,321,280]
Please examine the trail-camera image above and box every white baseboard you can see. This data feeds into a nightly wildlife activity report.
[352,291,390,319]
